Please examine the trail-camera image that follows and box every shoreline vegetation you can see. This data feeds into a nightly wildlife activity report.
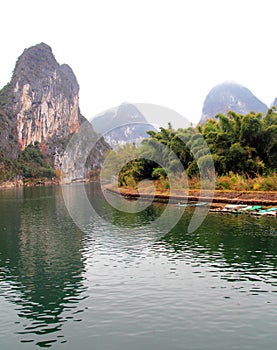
[99,109,277,208]
[1,109,277,207]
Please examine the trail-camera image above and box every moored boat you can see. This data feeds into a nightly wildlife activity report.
[213,204,277,217]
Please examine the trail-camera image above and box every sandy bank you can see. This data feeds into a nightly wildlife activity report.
[105,186,277,207]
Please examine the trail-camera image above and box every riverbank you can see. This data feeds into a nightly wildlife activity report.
[0,180,24,189]
[105,185,277,207]
[1,180,276,207]
[0,178,60,189]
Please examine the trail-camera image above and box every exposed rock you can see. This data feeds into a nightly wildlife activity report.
[0,43,109,179]
[200,82,268,123]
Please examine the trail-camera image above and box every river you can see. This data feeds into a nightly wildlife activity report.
[0,184,276,349]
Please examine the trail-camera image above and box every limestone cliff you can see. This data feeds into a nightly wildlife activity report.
[0,43,109,179]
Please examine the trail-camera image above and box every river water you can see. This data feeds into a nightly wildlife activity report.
[0,184,276,349]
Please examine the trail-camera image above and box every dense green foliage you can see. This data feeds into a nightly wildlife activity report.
[104,109,277,187]
[0,141,55,182]
[200,108,277,176]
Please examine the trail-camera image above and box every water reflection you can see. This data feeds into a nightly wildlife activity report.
[156,210,277,290]
[85,183,182,234]
[0,186,87,347]
[0,184,277,350]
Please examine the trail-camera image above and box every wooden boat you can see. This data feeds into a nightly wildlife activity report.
[256,207,277,216]
[238,205,253,212]
[211,204,277,217]
[248,205,262,211]
[222,204,248,212]
[176,202,208,208]
[258,207,277,213]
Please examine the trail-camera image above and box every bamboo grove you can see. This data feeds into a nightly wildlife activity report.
[103,108,277,187]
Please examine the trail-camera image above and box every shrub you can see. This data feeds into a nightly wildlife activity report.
[253,183,260,191]
[216,176,232,190]
[165,180,170,189]
[152,167,167,179]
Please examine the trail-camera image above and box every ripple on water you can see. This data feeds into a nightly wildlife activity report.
[0,185,277,349]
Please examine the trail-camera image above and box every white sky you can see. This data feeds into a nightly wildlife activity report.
[0,0,276,125]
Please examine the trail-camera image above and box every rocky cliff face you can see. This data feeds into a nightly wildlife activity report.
[200,82,268,123]
[0,43,109,177]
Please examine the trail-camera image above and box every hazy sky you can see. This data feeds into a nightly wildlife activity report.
[1,0,276,125]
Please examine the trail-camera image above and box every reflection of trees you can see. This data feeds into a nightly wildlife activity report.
[109,202,164,228]
[156,210,277,282]
[86,182,166,228]
[0,186,86,345]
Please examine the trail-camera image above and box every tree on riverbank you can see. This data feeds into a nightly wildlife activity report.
[104,108,277,190]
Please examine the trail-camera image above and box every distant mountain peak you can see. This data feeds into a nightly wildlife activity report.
[200,81,268,123]
[91,102,156,147]
[271,97,277,108]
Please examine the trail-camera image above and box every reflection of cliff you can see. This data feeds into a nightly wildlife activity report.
[0,187,86,346]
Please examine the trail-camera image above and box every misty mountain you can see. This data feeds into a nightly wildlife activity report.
[200,82,268,123]
[91,103,157,148]
[271,97,277,108]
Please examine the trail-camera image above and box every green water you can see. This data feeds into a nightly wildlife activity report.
[0,184,276,349]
